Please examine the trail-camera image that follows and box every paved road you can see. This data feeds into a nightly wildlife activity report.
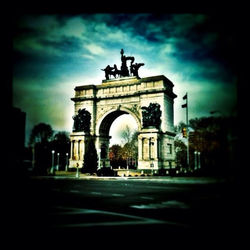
[9,176,241,246]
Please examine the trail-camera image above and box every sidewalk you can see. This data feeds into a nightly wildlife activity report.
[30,171,228,184]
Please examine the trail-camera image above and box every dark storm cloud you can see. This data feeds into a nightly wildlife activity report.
[13,50,61,78]
[12,14,238,145]
[38,36,83,53]
[13,21,94,81]
[117,13,236,77]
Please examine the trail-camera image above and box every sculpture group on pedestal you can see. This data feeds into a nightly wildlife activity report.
[72,108,91,133]
[101,49,144,80]
[141,103,162,129]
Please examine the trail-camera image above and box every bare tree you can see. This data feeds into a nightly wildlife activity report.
[121,125,133,145]
[120,125,138,168]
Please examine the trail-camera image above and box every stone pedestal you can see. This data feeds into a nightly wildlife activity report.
[138,128,176,173]
[138,128,160,171]
[69,132,91,168]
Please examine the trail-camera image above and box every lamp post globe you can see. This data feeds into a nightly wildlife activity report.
[57,153,60,171]
[66,153,69,171]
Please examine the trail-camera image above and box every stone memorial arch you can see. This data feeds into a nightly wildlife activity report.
[69,75,177,173]
[69,49,177,173]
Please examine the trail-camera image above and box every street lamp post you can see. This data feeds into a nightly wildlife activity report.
[98,149,101,169]
[198,152,201,169]
[194,151,197,170]
[51,150,55,175]
[76,163,79,178]
[65,153,69,171]
[57,153,60,171]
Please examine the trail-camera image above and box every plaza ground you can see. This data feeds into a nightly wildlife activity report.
[8,173,244,247]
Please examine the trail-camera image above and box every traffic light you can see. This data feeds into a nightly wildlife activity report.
[182,127,187,138]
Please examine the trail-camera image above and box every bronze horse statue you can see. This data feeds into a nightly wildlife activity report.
[101,64,121,80]
[113,64,122,78]
[101,49,145,80]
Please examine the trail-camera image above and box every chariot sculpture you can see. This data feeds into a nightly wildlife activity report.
[101,49,144,80]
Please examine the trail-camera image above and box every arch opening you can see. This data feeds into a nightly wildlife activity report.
[99,110,127,136]
[109,114,138,146]
[97,110,139,169]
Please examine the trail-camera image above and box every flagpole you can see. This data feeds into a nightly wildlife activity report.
[182,92,189,170]
[186,92,189,168]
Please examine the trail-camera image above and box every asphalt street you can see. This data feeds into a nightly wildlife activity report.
[8,176,242,246]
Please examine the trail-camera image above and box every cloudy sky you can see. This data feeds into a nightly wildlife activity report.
[13,13,238,145]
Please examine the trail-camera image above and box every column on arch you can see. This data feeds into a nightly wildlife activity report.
[138,135,143,160]
[143,138,149,160]
[73,140,78,160]
[77,140,81,160]
[70,140,74,160]
[154,135,160,160]
[71,140,78,160]
[149,137,155,159]
[79,140,84,160]
[139,136,150,160]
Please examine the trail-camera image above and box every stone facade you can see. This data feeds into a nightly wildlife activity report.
[69,132,91,168]
[69,75,177,173]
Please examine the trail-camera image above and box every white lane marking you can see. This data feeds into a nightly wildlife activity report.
[50,207,156,219]
[127,177,220,184]
[50,206,189,228]
[111,193,125,197]
[131,200,189,209]
[59,220,164,228]
[50,207,164,227]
